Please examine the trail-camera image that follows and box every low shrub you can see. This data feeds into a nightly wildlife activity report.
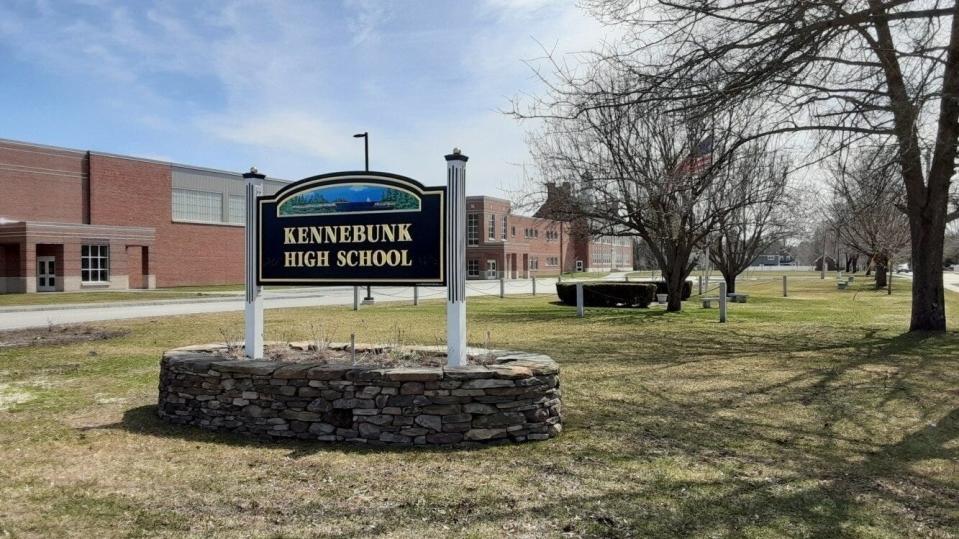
[555,282,657,308]
[631,280,693,300]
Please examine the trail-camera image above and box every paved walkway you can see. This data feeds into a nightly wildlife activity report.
[896,270,959,294]
[0,279,560,331]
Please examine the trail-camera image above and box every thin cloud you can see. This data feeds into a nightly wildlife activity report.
[0,0,607,198]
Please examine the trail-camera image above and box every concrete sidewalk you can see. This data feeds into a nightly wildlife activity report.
[0,279,558,331]
[896,271,959,294]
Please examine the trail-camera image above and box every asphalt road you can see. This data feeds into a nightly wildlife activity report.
[0,278,564,331]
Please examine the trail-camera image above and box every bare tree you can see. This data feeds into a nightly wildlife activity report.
[541,0,959,331]
[708,150,795,294]
[527,78,782,310]
[827,145,912,288]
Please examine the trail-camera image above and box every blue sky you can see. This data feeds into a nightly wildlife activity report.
[0,0,609,196]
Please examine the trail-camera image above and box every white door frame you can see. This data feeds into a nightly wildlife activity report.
[37,255,56,292]
[486,259,497,280]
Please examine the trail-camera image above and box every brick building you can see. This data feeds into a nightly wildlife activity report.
[0,138,631,293]
[532,182,635,274]
[465,196,573,279]
[465,195,633,279]
[0,138,284,293]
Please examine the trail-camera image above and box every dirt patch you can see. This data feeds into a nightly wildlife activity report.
[0,382,34,411]
[218,343,499,368]
[0,325,129,348]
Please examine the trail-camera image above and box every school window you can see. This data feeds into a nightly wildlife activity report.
[502,215,508,240]
[486,259,497,278]
[81,244,110,283]
[488,214,496,240]
[173,189,222,223]
[546,256,559,266]
[467,259,480,277]
[529,257,539,270]
[227,195,245,224]
[511,226,516,237]
[467,214,479,246]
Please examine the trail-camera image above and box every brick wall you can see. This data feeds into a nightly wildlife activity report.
[88,154,244,288]
[0,141,88,224]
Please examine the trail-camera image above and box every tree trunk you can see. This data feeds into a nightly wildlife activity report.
[875,257,888,289]
[723,272,737,294]
[665,266,687,312]
[909,211,947,331]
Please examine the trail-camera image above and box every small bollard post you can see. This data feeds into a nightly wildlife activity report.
[413,285,419,306]
[719,282,727,323]
[783,275,788,297]
[532,276,537,295]
[625,274,629,282]
[576,282,584,318]
[353,285,359,311]
[698,275,704,295]
[500,278,505,298]
[350,333,356,365]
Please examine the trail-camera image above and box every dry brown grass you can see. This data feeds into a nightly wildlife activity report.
[0,275,957,537]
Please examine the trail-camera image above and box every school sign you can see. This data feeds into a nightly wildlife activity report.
[257,172,446,286]
[242,150,469,367]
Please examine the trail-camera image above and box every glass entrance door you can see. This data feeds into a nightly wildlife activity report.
[37,256,56,292]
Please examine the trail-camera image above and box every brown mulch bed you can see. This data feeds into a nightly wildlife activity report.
[217,343,499,369]
[0,325,129,348]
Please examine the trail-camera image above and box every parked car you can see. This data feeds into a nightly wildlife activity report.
[896,263,911,273]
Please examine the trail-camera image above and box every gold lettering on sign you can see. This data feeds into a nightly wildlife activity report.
[281,224,414,245]
[332,250,413,267]
[283,251,331,268]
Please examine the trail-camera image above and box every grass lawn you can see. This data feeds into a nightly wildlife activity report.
[0,289,237,308]
[561,271,611,280]
[1,276,957,537]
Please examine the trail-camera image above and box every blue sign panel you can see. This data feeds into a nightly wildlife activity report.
[257,172,446,286]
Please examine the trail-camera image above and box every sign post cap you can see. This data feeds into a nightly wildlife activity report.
[243,166,266,180]
[445,148,469,162]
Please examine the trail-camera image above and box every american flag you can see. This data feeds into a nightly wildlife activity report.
[673,135,714,176]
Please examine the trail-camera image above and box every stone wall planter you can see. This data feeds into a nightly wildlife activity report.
[157,343,562,446]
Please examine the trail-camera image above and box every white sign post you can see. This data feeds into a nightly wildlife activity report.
[446,149,468,367]
[243,168,265,360]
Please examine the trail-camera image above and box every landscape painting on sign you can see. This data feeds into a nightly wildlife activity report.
[278,183,421,216]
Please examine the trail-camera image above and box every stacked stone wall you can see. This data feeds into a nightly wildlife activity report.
[158,345,562,446]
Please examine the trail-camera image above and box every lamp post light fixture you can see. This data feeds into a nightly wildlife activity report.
[353,132,369,172]
[354,132,374,304]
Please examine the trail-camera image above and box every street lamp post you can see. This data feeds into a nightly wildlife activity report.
[354,132,374,304]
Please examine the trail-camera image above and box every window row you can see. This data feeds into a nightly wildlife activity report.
[172,189,245,225]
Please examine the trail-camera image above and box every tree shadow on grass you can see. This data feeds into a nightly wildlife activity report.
[476,301,674,325]
[542,330,959,536]
[77,329,958,536]
[93,404,520,459]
